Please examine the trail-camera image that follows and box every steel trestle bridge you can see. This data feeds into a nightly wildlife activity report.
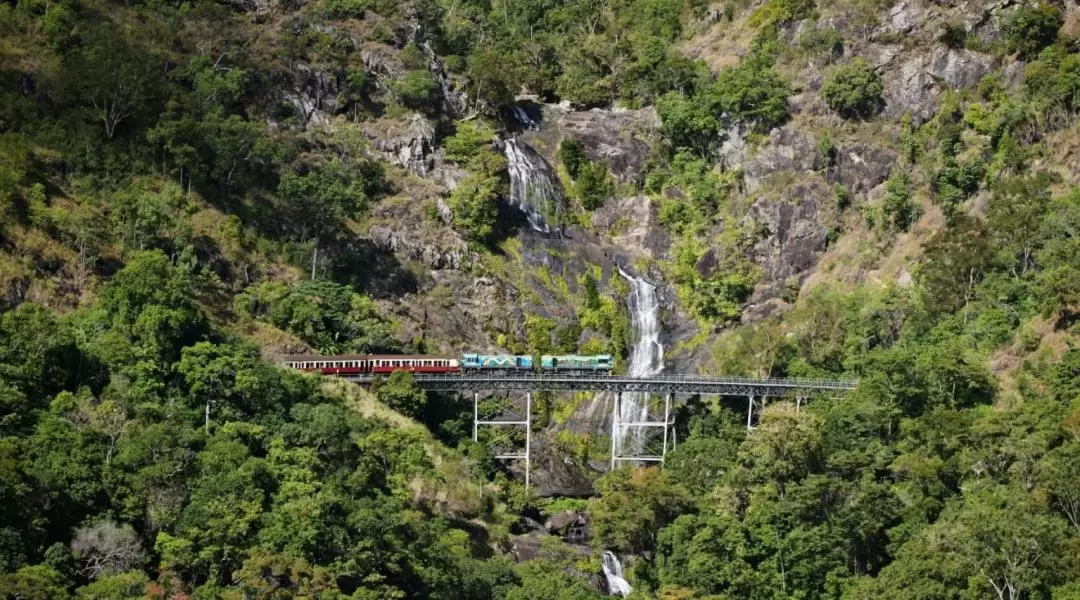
[344,372,857,396]
[346,372,858,488]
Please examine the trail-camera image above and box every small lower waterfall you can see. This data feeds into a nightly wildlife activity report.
[614,267,664,455]
[602,551,633,597]
[505,138,562,232]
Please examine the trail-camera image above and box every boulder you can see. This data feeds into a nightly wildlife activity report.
[544,510,583,535]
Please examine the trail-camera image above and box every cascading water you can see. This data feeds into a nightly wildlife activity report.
[615,267,664,455]
[602,551,633,597]
[504,138,563,233]
[510,105,539,130]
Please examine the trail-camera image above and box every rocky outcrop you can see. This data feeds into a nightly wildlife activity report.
[743,184,831,309]
[544,510,590,542]
[744,126,826,191]
[519,104,659,184]
[873,45,994,123]
[368,225,466,271]
[828,142,897,193]
[591,195,667,259]
[364,114,437,176]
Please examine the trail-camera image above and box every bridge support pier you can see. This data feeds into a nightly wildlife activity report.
[472,390,532,489]
[747,395,765,430]
[611,391,675,468]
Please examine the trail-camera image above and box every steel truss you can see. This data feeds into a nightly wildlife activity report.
[346,373,857,396]
[349,373,853,489]
[610,391,675,467]
[472,391,532,487]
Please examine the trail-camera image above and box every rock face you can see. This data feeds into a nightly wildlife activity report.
[744,187,830,308]
[829,142,897,193]
[519,104,659,184]
[591,196,667,259]
[880,47,994,123]
[744,126,826,191]
[364,114,437,176]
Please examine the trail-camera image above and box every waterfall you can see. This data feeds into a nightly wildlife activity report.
[615,267,663,455]
[510,105,539,130]
[602,551,633,597]
[504,138,562,233]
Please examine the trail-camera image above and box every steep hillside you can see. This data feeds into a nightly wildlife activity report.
[4,0,1080,597]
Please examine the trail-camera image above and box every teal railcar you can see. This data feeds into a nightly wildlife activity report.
[461,354,533,370]
[540,354,614,371]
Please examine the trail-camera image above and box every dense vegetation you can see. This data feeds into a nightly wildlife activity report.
[3,0,1080,597]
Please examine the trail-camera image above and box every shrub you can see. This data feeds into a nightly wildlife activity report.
[881,171,918,232]
[796,23,843,62]
[1004,2,1062,59]
[657,91,721,156]
[576,161,613,211]
[557,138,589,179]
[448,175,500,244]
[376,370,426,419]
[707,58,792,133]
[822,58,884,119]
[393,70,440,111]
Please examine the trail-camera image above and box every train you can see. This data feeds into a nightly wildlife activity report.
[282,353,614,376]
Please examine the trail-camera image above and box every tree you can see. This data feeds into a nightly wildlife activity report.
[448,175,501,244]
[376,370,427,419]
[74,571,147,599]
[393,70,440,111]
[62,18,162,139]
[657,91,721,157]
[951,485,1067,600]
[575,161,613,211]
[880,170,918,232]
[70,521,146,580]
[557,138,589,179]
[1005,2,1062,59]
[822,58,884,119]
[707,57,792,133]
[0,565,71,600]
[1039,442,1080,536]
[591,467,692,553]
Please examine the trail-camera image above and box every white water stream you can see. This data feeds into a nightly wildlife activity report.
[614,267,664,456]
[602,551,633,597]
[504,138,562,232]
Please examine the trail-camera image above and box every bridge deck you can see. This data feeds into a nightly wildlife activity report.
[344,373,858,396]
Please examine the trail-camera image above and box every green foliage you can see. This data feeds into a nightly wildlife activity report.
[235,280,399,354]
[708,57,792,133]
[575,161,613,211]
[880,171,919,232]
[448,175,501,245]
[443,121,507,175]
[393,70,440,111]
[658,55,791,154]
[376,370,427,419]
[933,158,985,221]
[821,58,884,120]
[591,467,692,553]
[748,0,817,27]
[1004,2,1062,59]
[557,138,589,179]
[795,23,843,62]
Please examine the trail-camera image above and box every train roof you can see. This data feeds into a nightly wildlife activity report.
[282,354,457,361]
